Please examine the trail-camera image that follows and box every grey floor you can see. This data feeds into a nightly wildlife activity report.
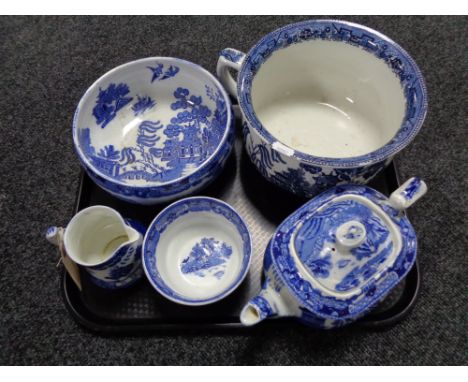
[0,16,466,365]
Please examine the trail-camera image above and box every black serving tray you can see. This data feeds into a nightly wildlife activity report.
[61,123,420,333]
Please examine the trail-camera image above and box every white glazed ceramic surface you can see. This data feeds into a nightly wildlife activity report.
[63,206,139,266]
[46,206,145,289]
[251,40,406,158]
[143,197,252,305]
[217,20,428,198]
[73,57,234,204]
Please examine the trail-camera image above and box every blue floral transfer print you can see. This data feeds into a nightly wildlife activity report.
[337,259,352,268]
[351,215,389,261]
[307,254,332,278]
[98,145,120,160]
[335,242,394,292]
[248,141,286,179]
[242,123,388,198]
[181,237,233,279]
[132,95,156,116]
[79,86,228,184]
[92,83,133,128]
[106,263,135,280]
[294,199,391,289]
[220,48,245,64]
[401,177,420,200]
[147,63,180,82]
[343,225,364,240]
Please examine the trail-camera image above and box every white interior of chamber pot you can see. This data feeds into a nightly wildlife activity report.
[251,40,407,158]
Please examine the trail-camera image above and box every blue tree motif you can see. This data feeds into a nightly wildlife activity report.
[274,168,311,194]
[132,95,156,116]
[164,123,183,138]
[98,145,120,160]
[107,263,135,280]
[249,143,287,179]
[160,87,213,173]
[171,87,190,109]
[92,83,133,128]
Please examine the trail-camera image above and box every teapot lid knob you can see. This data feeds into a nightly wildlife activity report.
[336,221,366,250]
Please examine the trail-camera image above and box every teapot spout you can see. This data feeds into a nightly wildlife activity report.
[240,280,292,326]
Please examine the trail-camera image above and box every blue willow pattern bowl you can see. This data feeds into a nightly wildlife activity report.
[142,197,252,305]
[240,177,427,329]
[73,57,234,204]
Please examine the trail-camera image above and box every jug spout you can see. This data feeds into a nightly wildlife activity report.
[240,279,295,326]
[124,224,142,245]
[45,226,64,247]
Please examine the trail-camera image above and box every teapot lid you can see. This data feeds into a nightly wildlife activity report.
[270,177,426,323]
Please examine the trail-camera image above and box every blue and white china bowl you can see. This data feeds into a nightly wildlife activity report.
[46,206,146,289]
[217,20,428,197]
[73,57,234,204]
[240,177,427,328]
[143,197,252,305]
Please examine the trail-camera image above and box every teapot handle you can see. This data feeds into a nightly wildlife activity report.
[389,177,427,211]
[216,48,246,100]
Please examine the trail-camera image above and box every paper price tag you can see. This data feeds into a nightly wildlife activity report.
[54,228,82,291]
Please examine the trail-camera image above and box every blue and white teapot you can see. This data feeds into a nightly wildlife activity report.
[240,177,427,329]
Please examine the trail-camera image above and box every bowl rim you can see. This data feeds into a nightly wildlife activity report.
[237,19,428,168]
[72,57,233,189]
[142,196,253,306]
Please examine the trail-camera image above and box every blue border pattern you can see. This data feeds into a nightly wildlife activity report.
[238,20,428,168]
[142,197,252,305]
[268,184,417,326]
